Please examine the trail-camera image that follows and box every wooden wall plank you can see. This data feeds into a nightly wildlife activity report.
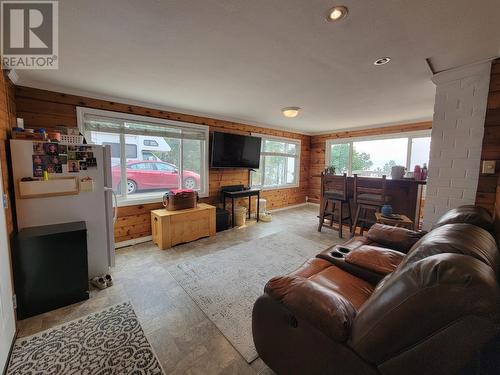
[488,91,500,110]
[310,121,432,142]
[485,109,500,127]
[492,61,500,75]
[489,74,500,92]
[15,86,310,242]
[495,183,500,242]
[0,72,16,237]
[476,58,500,215]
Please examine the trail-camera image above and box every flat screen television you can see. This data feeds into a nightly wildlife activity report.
[211,132,261,169]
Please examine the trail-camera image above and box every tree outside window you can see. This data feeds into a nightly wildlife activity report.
[327,134,430,177]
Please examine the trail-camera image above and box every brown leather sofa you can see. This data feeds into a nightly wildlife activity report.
[252,205,500,375]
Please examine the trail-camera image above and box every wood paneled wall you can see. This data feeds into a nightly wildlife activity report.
[0,72,16,237]
[15,86,310,243]
[476,58,500,216]
[308,121,433,203]
[495,177,500,243]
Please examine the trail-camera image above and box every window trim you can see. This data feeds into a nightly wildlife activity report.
[251,134,301,190]
[77,107,209,206]
[143,139,159,147]
[325,130,431,176]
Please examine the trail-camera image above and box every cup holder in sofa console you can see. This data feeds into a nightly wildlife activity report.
[330,251,345,258]
[336,247,351,254]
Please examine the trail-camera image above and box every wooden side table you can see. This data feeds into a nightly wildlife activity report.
[375,212,414,230]
[151,203,216,250]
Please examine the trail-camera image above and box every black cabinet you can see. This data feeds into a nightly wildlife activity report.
[13,221,89,320]
[216,208,230,232]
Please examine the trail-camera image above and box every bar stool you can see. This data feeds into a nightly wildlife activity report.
[317,173,353,238]
[351,174,390,238]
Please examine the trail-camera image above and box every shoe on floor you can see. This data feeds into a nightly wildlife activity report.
[91,276,107,290]
[104,274,113,287]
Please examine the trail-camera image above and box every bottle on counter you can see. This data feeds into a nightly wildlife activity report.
[421,163,428,180]
[414,165,421,180]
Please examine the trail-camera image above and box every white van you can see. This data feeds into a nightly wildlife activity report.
[88,133,171,165]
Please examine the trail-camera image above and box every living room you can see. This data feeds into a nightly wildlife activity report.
[1,1,500,374]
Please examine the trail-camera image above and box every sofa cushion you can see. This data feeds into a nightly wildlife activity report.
[344,246,405,275]
[265,274,356,342]
[433,205,493,232]
[349,253,500,366]
[365,224,426,253]
[267,258,374,311]
[400,223,498,272]
[288,257,333,279]
[306,262,375,310]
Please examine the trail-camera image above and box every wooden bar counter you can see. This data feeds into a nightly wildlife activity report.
[314,175,426,229]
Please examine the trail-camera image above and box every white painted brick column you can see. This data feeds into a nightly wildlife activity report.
[423,62,491,230]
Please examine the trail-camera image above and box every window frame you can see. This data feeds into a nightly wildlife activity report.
[251,134,301,190]
[325,130,431,176]
[77,107,209,206]
[143,139,159,147]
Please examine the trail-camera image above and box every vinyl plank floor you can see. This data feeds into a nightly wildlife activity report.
[15,204,345,374]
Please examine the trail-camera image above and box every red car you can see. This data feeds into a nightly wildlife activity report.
[112,161,200,194]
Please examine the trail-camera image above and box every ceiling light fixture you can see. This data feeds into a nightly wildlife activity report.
[282,107,301,118]
[327,6,348,22]
[374,57,391,66]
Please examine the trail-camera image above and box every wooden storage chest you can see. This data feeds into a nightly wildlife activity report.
[151,203,216,250]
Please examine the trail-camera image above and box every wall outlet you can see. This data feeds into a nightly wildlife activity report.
[482,160,496,174]
[2,194,7,209]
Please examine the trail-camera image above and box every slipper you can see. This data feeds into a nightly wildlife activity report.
[91,276,107,290]
[104,274,113,287]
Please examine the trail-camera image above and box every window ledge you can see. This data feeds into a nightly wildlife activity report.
[116,192,208,207]
[252,184,300,192]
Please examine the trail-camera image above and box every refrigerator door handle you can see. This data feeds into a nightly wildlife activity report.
[103,186,116,268]
[104,187,118,224]
[111,190,118,224]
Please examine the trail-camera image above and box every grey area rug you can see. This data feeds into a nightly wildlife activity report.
[7,302,164,375]
[169,231,329,363]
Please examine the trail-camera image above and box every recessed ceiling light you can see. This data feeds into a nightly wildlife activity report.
[327,6,348,22]
[282,107,301,118]
[374,57,391,66]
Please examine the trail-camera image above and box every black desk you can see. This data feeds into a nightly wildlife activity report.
[222,189,261,227]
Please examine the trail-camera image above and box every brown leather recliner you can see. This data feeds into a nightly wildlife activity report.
[252,206,500,375]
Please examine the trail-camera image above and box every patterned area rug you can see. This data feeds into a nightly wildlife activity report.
[7,302,164,375]
[169,231,330,363]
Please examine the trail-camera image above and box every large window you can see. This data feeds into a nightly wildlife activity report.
[326,131,431,177]
[251,136,301,189]
[78,108,209,205]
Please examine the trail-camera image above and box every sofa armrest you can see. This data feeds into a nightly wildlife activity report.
[265,275,356,342]
[366,224,426,253]
[344,246,405,275]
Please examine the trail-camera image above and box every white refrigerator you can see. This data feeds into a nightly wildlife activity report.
[10,139,116,278]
